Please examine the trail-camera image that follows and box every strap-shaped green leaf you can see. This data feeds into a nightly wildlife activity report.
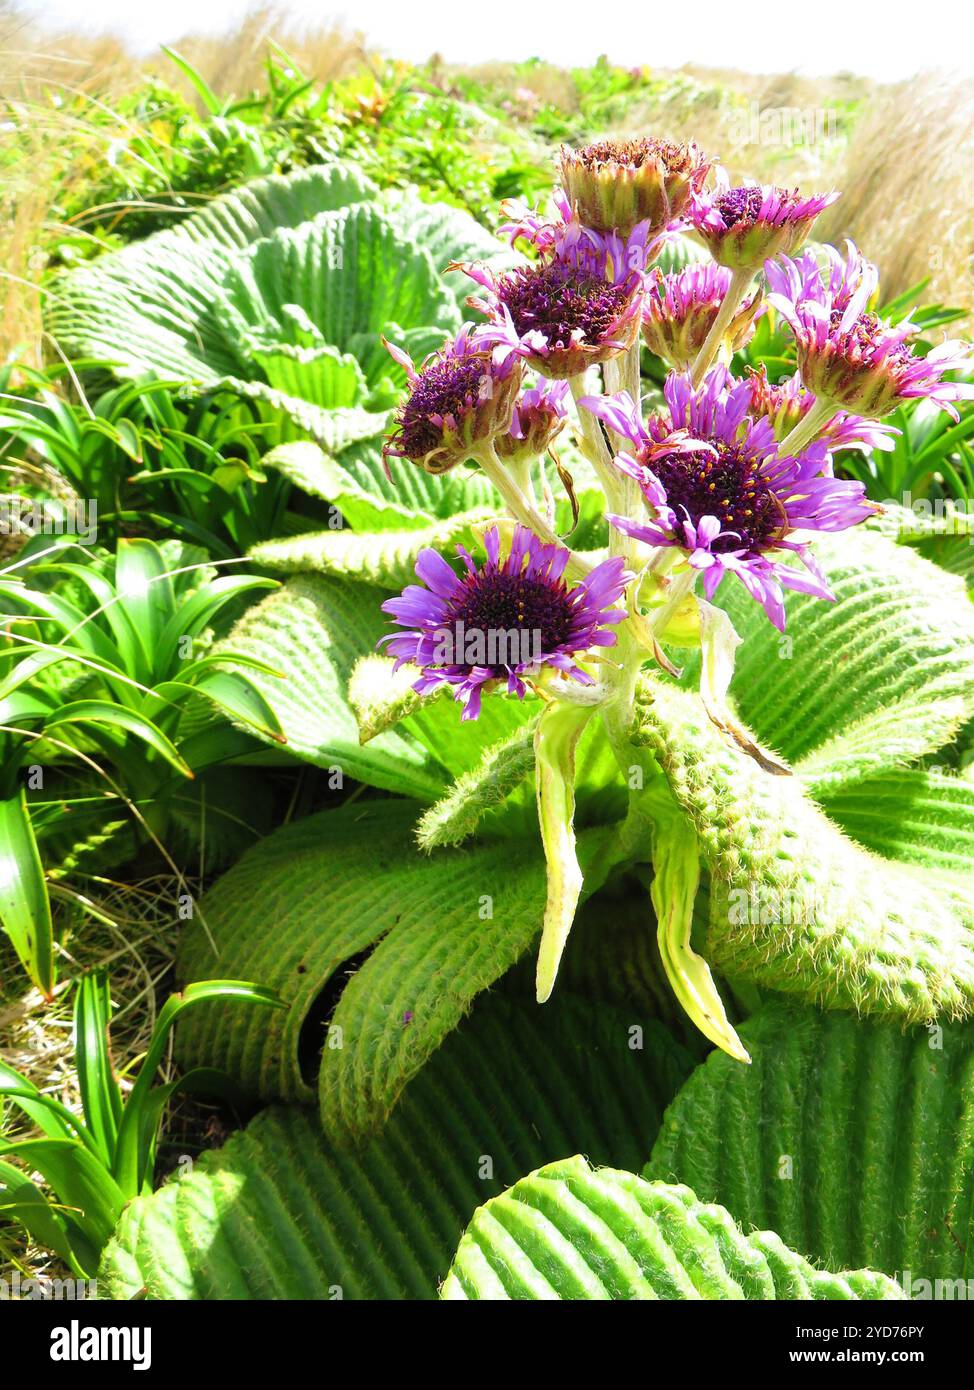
[441,1156,903,1300]
[101,993,695,1299]
[647,1001,974,1284]
[0,790,54,998]
[634,678,974,1021]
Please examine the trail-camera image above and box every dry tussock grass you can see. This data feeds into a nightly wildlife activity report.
[170,5,369,103]
[818,73,974,310]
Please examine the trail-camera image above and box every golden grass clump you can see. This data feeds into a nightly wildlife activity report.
[169,4,369,102]
[817,73,974,311]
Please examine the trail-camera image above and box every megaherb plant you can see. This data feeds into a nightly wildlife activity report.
[0,970,281,1278]
[39,146,974,1300]
[0,537,282,997]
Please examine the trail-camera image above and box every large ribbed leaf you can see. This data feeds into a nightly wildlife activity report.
[208,574,447,800]
[213,204,457,390]
[49,164,378,381]
[331,438,500,523]
[916,534,974,589]
[647,1001,974,1284]
[100,993,695,1299]
[248,510,494,586]
[316,831,619,1141]
[713,531,974,789]
[177,798,556,1132]
[820,767,974,872]
[377,188,522,311]
[634,678,974,1021]
[169,164,380,251]
[441,1157,903,1300]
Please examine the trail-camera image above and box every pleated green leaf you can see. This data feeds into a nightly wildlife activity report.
[441,1156,903,1300]
[714,532,974,788]
[49,164,378,381]
[100,992,695,1299]
[819,767,974,873]
[206,574,447,800]
[248,509,494,586]
[177,799,572,1143]
[647,1001,974,1285]
[213,203,457,389]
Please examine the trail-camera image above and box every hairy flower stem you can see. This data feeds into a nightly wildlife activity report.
[689,267,754,386]
[777,396,836,455]
[474,440,593,579]
[603,342,644,554]
[568,373,627,526]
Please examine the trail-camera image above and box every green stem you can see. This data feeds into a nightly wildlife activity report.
[568,373,624,520]
[474,440,593,579]
[689,267,755,387]
[777,397,836,456]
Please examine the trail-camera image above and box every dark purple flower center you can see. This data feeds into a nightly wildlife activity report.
[652,442,785,553]
[396,353,490,458]
[445,568,576,667]
[713,186,765,228]
[498,259,633,352]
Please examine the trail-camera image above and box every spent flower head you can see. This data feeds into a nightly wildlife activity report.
[380,525,632,719]
[558,135,711,237]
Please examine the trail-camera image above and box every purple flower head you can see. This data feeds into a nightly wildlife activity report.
[498,190,665,280]
[382,324,522,474]
[642,262,762,371]
[495,377,570,464]
[558,136,711,237]
[461,243,644,381]
[689,173,839,271]
[745,365,900,455]
[580,367,877,631]
[379,525,632,720]
[766,241,974,421]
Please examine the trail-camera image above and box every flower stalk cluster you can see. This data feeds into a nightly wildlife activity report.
[377,132,974,1043]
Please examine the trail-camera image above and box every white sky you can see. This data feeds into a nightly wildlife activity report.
[14,0,974,81]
